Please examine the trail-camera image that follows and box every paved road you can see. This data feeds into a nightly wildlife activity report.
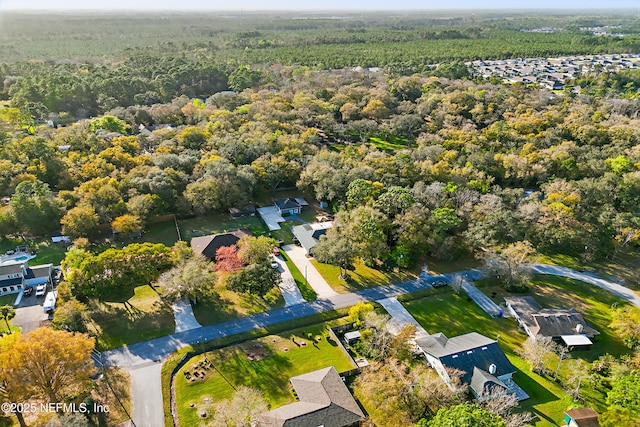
[282,244,337,298]
[129,363,164,427]
[531,264,640,308]
[102,271,482,369]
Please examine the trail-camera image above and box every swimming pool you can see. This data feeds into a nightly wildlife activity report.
[13,256,29,261]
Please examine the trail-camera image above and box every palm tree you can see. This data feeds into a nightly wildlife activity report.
[0,305,16,334]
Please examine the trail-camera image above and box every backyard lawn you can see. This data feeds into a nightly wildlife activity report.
[175,324,355,426]
[312,258,417,293]
[88,284,175,350]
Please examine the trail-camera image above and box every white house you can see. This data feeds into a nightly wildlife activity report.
[0,260,53,296]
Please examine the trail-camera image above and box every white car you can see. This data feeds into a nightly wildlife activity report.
[35,284,46,297]
[270,259,279,269]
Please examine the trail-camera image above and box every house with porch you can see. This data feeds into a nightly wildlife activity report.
[416,332,528,401]
[274,198,303,216]
[504,296,599,349]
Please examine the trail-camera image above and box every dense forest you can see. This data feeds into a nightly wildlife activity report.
[1,61,639,270]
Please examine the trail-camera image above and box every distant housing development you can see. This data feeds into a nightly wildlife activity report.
[470,53,640,90]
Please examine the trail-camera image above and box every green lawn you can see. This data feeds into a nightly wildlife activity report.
[369,136,409,152]
[280,249,316,301]
[312,258,417,293]
[0,237,67,266]
[191,286,285,327]
[403,291,574,427]
[175,324,355,426]
[88,284,175,350]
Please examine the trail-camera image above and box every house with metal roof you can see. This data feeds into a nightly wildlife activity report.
[257,366,365,427]
[291,222,332,255]
[416,332,528,401]
[190,229,251,260]
[504,296,599,348]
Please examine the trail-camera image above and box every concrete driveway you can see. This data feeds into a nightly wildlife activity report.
[257,206,284,231]
[273,255,305,306]
[282,244,337,298]
[12,290,47,334]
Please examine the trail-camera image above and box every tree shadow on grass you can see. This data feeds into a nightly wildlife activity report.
[91,302,175,349]
[214,347,293,404]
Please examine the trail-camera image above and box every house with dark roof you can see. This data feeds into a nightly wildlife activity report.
[257,366,364,427]
[0,260,53,296]
[274,198,302,216]
[228,204,256,220]
[416,332,528,401]
[504,296,599,348]
[291,222,332,255]
[190,229,251,260]
[563,407,600,427]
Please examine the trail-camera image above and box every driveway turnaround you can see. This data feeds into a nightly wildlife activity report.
[172,299,201,333]
[282,244,337,299]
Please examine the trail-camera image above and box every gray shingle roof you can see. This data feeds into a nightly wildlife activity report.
[257,366,364,427]
[470,367,507,397]
[291,222,332,254]
[0,261,25,276]
[274,198,301,210]
[505,296,599,338]
[416,332,515,385]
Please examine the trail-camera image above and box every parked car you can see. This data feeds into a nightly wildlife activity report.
[271,260,279,269]
[432,280,448,288]
[35,284,46,297]
[23,287,33,297]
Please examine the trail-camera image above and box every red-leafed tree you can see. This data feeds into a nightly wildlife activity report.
[215,245,244,272]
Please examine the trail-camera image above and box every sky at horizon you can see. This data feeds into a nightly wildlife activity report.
[1,0,639,11]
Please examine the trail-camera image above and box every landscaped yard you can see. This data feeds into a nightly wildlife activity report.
[174,323,355,426]
[403,272,635,427]
[0,237,67,266]
[403,290,574,427]
[312,258,417,293]
[88,284,175,350]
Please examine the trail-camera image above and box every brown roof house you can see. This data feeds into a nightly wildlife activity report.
[257,366,364,427]
[563,407,600,427]
[190,229,251,260]
[504,296,599,348]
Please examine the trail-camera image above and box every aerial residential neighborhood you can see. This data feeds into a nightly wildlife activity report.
[1,4,640,427]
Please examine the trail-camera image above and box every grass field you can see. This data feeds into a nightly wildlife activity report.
[175,323,354,426]
[88,284,175,350]
[0,237,67,266]
[312,258,417,293]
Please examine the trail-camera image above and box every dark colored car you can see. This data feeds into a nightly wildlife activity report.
[23,287,33,297]
[432,280,448,288]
